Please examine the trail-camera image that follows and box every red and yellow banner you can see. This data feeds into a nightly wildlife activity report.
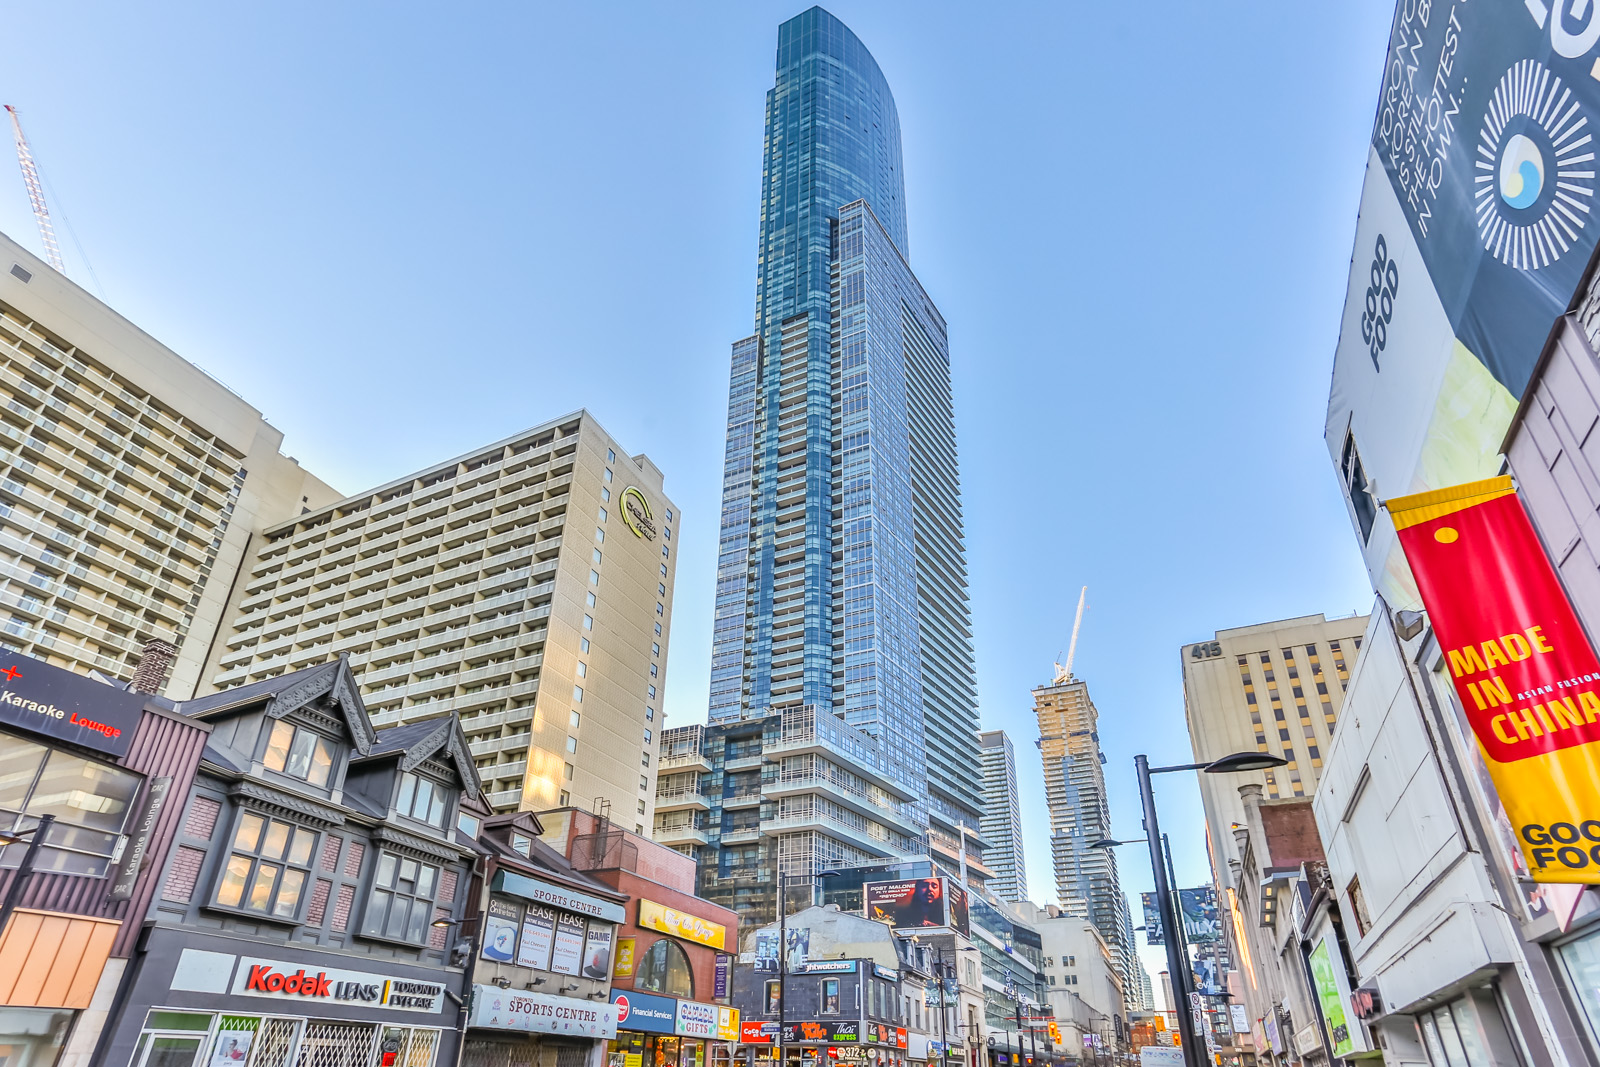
[1391,476,1600,882]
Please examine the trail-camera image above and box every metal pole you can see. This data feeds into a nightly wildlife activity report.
[778,869,787,1067]
[1134,756,1203,1067]
[0,814,53,934]
[937,949,949,1065]
[1160,834,1198,1040]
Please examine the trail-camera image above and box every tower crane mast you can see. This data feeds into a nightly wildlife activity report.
[4,105,65,274]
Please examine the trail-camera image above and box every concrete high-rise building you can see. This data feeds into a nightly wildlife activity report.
[1179,613,1368,890]
[979,729,1026,902]
[706,5,983,886]
[204,411,678,829]
[1033,676,1139,1022]
[0,231,337,695]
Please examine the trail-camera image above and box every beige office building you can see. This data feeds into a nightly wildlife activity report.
[202,411,679,831]
[1181,612,1368,842]
[0,232,337,695]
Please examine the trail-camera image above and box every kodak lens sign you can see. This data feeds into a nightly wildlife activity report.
[1391,476,1600,882]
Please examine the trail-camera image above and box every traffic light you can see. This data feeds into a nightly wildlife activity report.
[1047,1021,1061,1043]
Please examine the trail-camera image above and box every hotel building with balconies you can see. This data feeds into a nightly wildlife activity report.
[0,230,338,695]
[202,410,678,830]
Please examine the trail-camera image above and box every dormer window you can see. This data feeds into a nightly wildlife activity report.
[397,772,451,827]
[264,721,336,787]
[511,832,532,857]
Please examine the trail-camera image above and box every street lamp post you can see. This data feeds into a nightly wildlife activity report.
[1097,752,1286,1067]
[0,814,54,934]
[775,866,840,1067]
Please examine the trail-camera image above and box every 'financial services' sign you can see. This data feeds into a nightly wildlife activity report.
[0,651,145,757]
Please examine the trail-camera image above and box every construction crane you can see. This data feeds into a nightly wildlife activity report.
[1052,586,1087,685]
[4,105,65,274]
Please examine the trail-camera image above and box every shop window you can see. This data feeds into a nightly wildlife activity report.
[130,1013,213,1066]
[1558,926,1600,1055]
[396,772,452,828]
[263,719,337,788]
[361,851,440,944]
[215,812,316,919]
[822,978,840,1013]
[0,732,142,877]
[1417,987,1517,1066]
[635,938,694,998]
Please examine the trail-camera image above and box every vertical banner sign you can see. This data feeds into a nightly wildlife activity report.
[714,954,730,999]
[1391,477,1600,882]
[109,775,171,900]
[1140,893,1164,945]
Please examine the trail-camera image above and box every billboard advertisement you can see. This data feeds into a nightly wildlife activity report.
[1392,477,1600,881]
[1327,2,1600,604]
[866,878,967,933]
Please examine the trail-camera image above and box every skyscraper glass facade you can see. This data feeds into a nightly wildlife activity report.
[706,7,982,880]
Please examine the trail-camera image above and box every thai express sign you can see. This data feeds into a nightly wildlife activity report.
[1392,477,1600,880]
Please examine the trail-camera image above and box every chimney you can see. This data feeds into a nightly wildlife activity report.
[131,639,178,695]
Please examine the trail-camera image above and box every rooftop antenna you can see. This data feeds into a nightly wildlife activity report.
[1053,586,1087,685]
[4,106,65,274]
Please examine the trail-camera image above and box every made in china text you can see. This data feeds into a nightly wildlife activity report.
[1444,626,1600,748]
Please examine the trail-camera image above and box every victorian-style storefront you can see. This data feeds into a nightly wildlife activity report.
[96,658,484,1067]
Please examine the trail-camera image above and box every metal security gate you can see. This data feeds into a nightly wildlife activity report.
[296,1022,377,1067]
[249,1019,302,1067]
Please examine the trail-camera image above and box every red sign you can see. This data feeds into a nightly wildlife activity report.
[742,1021,775,1044]
[895,1028,907,1050]
[1392,477,1600,881]
[615,994,631,1023]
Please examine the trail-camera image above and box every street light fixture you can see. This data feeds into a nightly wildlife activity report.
[1132,751,1284,1067]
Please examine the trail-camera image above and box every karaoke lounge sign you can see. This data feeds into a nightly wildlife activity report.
[1392,477,1600,881]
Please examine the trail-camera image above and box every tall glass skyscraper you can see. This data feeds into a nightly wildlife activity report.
[706,7,983,874]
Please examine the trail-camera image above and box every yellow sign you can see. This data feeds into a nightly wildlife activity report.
[637,899,727,950]
[620,486,657,540]
[717,1007,741,1042]
[615,937,636,977]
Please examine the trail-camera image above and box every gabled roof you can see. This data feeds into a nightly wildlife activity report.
[183,656,377,755]
[357,713,483,803]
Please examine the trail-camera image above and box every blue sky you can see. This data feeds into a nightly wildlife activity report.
[2,1,1392,987]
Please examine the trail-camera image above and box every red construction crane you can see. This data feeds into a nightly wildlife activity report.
[4,105,66,274]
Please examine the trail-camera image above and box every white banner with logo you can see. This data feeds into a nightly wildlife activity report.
[469,985,619,1038]
[229,956,445,1014]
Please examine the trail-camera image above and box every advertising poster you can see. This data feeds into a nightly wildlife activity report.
[946,881,971,937]
[583,922,615,979]
[755,929,779,973]
[551,912,587,975]
[518,905,556,970]
[483,899,521,963]
[1326,1,1600,608]
[208,1017,258,1067]
[1308,940,1354,1056]
[714,954,730,998]
[1140,893,1164,945]
[616,937,636,978]
[1392,478,1600,881]
[1192,952,1224,997]
[786,927,810,971]
[1178,887,1220,943]
[865,879,947,929]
